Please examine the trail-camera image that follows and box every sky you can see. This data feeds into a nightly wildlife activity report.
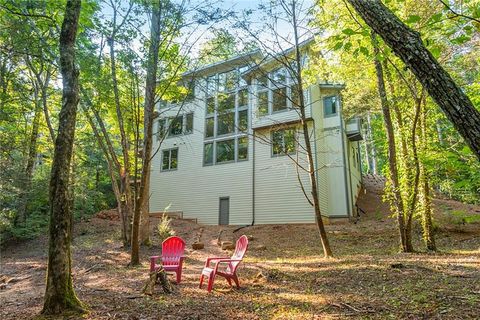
[98,0,316,61]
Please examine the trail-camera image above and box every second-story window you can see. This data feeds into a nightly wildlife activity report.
[157,112,194,140]
[203,67,249,166]
[323,96,338,117]
[254,65,306,117]
[161,148,178,171]
[272,128,296,156]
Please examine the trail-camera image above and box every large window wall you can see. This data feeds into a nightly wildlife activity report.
[203,67,249,166]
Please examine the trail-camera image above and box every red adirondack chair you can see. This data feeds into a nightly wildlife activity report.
[199,235,249,292]
[150,236,185,283]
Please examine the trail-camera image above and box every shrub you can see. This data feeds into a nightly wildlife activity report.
[157,213,175,243]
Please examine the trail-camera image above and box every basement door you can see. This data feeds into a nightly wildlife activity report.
[219,197,229,225]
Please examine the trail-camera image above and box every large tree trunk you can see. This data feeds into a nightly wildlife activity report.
[371,33,409,253]
[42,0,84,315]
[131,0,162,265]
[347,0,480,161]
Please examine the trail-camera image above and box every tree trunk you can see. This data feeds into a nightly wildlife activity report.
[131,0,163,264]
[347,0,480,160]
[365,112,377,174]
[292,1,332,258]
[371,33,409,253]
[419,99,436,251]
[16,83,41,224]
[42,0,84,315]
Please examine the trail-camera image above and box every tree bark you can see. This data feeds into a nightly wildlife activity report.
[16,81,41,224]
[293,1,332,258]
[347,0,480,161]
[371,33,409,252]
[131,0,163,264]
[42,0,84,315]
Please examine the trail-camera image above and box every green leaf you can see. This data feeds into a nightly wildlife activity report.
[342,28,356,36]
[359,46,370,57]
[405,15,421,24]
[451,34,471,45]
[430,47,441,59]
[344,42,352,51]
[333,41,343,50]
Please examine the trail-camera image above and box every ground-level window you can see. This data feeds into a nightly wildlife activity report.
[324,96,337,117]
[272,128,296,156]
[161,148,178,171]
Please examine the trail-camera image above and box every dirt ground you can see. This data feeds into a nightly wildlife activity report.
[1,177,479,319]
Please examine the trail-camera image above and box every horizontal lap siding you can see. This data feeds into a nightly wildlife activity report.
[254,127,315,224]
[150,101,253,225]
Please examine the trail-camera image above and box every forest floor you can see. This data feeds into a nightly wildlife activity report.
[1,177,480,320]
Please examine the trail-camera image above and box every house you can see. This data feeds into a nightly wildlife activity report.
[149,42,363,225]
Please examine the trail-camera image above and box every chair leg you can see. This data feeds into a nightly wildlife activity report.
[232,274,240,288]
[207,273,215,292]
[226,277,232,287]
[176,268,182,284]
[199,274,204,288]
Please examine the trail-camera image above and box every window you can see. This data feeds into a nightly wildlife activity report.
[206,75,216,96]
[203,66,249,166]
[204,143,213,165]
[272,128,296,156]
[324,96,337,117]
[205,117,214,138]
[238,109,248,132]
[218,92,235,113]
[185,113,194,134]
[207,96,215,114]
[217,112,235,136]
[238,137,248,160]
[157,113,194,139]
[238,89,248,107]
[255,66,303,116]
[257,91,268,116]
[216,139,235,163]
[161,148,178,171]
[169,116,183,136]
[157,119,167,140]
[272,87,287,112]
[219,70,237,92]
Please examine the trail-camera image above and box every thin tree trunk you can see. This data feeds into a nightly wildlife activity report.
[131,0,163,264]
[365,112,377,174]
[17,83,42,224]
[42,0,84,315]
[347,0,480,160]
[292,1,332,258]
[107,15,134,247]
[371,32,409,252]
[419,98,436,251]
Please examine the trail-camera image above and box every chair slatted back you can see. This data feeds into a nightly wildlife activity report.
[226,235,249,274]
[162,236,185,266]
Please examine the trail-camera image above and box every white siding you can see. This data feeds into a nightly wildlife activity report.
[150,95,253,225]
[253,126,315,224]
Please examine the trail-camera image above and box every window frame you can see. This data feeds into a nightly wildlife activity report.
[323,95,338,118]
[271,128,297,157]
[161,148,179,171]
[202,66,250,166]
[157,112,194,139]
